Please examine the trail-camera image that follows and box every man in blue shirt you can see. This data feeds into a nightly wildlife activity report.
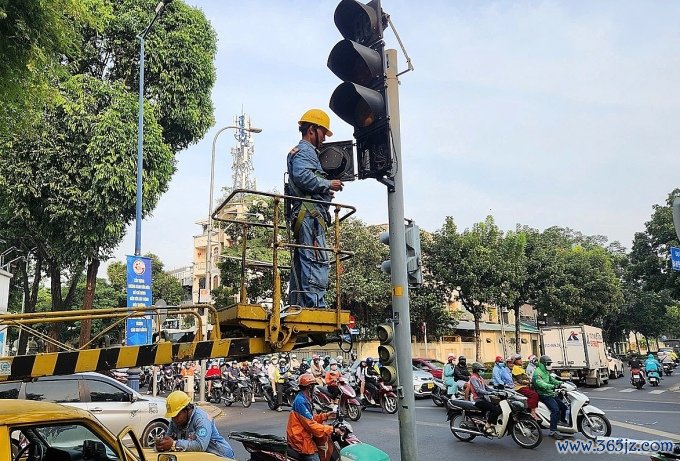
[287,109,344,308]
[157,391,234,458]
[491,355,512,388]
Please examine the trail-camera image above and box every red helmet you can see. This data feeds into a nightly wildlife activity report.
[298,373,317,388]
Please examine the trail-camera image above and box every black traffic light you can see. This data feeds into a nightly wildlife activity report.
[319,140,355,182]
[328,0,391,180]
[405,221,423,287]
[377,322,397,385]
[379,221,423,288]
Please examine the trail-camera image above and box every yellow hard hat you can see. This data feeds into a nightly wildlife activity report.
[298,109,333,137]
[165,390,191,418]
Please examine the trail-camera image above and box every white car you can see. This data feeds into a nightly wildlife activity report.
[412,365,435,397]
[607,353,624,378]
[0,371,168,447]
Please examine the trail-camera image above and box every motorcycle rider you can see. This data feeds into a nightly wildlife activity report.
[467,362,501,434]
[510,354,540,421]
[287,373,341,461]
[364,357,381,404]
[454,355,471,391]
[325,359,342,403]
[205,361,221,397]
[491,356,511,388]
[310,354,325,386]
[645,353,662,379]
[442,354,458,396]
[533,355,568,440]
[525,355,538,379]
[290,354,301,371]
[356,360,368,400]
[157,390,235,457]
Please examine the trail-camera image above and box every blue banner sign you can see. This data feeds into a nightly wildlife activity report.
[126,255,153,345]
[671,247,680,272]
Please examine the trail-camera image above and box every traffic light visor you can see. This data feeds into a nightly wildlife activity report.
[328,40,383,87]
[377,323,394,343]
[334,0,383,46]
[378,344,395,364]
[330,82,385,128]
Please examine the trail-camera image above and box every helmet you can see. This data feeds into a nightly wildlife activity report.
[366,357,374,365]
[495,355,503,363]
[539,355,552,366]
[291,354,297,359]
[329,359,337,365]
[298,109,333,136]
[298,373,317,388]
[528,354,537,363]
[337,355,343,361]
[253,358,260,364]
[458,356,466,363]
[471,362,485,373]
[511,354,522,362]
[165,391,191,418]
[299,362,311,373]
[280,357,288,364]
[447,353,455,361]
[271,357,279,364]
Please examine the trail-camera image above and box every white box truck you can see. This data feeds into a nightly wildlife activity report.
[541,324,610,387]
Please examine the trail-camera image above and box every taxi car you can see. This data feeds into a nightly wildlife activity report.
[3,399,232,461]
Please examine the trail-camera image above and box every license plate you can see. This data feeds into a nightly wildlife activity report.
[633,374,640,378]
[426,383,434,389]
[560,372,571,378]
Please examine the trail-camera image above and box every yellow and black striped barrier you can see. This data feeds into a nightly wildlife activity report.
[0,337,289,382]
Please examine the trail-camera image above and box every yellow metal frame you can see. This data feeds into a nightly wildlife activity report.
[212,189,354,349]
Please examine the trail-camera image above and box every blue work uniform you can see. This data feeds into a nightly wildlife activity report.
[166,405,234,458]
[287,139,335,308]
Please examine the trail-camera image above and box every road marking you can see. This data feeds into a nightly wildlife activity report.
[416,420,448,428]
[619,388,636,392]
[587,396,680,405]
[610,420,680,441]
[591,386,613,392]
[606,409,679,414]
[649,390,666,394]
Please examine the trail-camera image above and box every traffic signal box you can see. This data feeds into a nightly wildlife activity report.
[328,0,392,180]
[377,322,397,385]
[379,221,423,288]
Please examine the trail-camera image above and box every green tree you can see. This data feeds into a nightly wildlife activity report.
[0,0,217,348]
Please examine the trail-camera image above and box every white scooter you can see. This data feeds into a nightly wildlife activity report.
[536,381,611,440]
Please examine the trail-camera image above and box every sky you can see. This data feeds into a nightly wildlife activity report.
[108,0,680,273]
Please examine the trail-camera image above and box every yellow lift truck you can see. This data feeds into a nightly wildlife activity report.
[0,189,355,382]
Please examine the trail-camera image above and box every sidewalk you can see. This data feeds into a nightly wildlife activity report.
[195,401,224,419]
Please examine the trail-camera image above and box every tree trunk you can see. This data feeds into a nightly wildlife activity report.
[79,258,100,348]
[48,263,64,352]
[514,304,521,354]
[474,314,482,362]
[645,336,650,353]
[17,253,44,355]
[635,332,641,355]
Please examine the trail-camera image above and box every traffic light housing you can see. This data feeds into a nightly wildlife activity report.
[319,140,355,182]
[379,221,423,288]
[377,322,397,385]
[405,222,423,287]
[328,0,391,180]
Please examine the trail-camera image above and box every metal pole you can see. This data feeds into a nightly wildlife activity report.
[385,48,418,461]
[424,322,428,358]
[134,36,145,256]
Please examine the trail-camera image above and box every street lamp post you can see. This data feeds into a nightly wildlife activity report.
[199,124,261,403]
[134,0,172,256]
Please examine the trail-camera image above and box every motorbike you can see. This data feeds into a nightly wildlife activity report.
[431,377,466,407]
[264,374,299,410]
[535,381,611,440]
[647,369,661,387]
[229,412,389,461]
[359,376,398,414]
[446,389,543,449]
[206,376,223,404]
[222,376,254,408]
[630,367,646,390]
[252,371,271,400]
[314,376,362,421]
[663,362,674,376]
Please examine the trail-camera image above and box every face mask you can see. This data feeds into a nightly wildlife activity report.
[498,363,505,368]
[545,363,553,370]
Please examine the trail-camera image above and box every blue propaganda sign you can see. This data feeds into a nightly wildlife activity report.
[126,256,153,345]
[671,247,680,272]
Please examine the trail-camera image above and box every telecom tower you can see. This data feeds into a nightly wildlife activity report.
[227,113,257,194]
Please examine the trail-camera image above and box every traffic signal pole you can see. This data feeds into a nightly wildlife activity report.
[384,47,418,460]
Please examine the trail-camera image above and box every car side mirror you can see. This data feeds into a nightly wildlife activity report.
[130,393,138,403]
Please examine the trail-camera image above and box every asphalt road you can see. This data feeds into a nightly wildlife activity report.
[215,369,680,461]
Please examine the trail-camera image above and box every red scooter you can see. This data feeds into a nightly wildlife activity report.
[314,376,362,421]
[361,376,398,414]
[630,367,645,390]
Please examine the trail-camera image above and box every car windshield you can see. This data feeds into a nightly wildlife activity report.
[12,423,124,461]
